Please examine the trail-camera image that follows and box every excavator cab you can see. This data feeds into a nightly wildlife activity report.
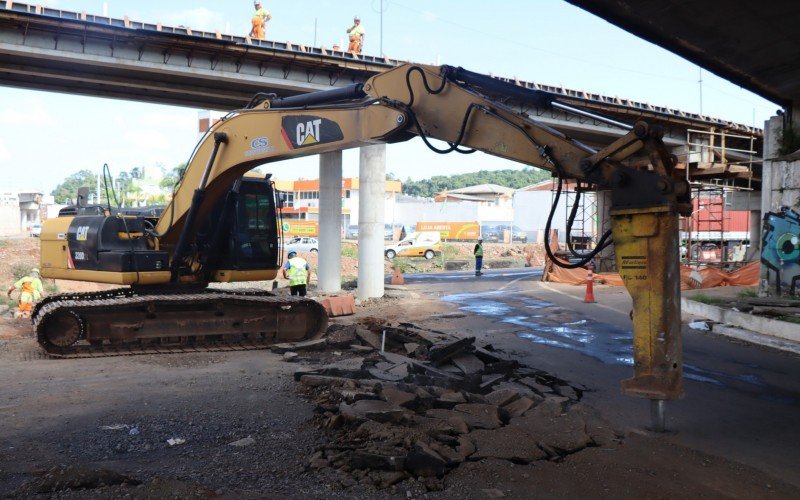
[196,176,282,274]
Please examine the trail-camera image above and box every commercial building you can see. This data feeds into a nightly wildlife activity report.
[274,177,402,233]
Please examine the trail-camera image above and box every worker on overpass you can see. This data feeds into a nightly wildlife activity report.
[7,268,43,318]
[346,16,365,54]
[283,251,311,297]
[250,1,272,41]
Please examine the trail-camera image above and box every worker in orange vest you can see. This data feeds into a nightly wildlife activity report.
[346,16,365,54]
[7,268,44,318]
[249,1,272,41]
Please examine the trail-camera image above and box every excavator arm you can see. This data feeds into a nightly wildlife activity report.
[152,63,689,415]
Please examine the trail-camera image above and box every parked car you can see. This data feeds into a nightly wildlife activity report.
[384,231,442,260]
[511,225,528,243]
[29,224,42,237]
[346,225,359,239]
[285,236,318,254]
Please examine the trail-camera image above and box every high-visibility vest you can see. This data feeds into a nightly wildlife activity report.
[287,257,308,286]
[474,244,483,257]
[15,276,42,303]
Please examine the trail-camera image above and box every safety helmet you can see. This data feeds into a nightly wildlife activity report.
[254,1,261,5]
[287,250,297,258]
[354,16,360,21]
[31,267,40,274]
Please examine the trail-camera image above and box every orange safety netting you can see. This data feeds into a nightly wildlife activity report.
[543,259,759,290]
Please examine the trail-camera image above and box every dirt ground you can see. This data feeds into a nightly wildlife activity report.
[0,237,797,498]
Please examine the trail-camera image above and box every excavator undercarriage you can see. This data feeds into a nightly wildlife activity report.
[33,287,327,358]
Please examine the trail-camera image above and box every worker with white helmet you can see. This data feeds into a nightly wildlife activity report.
[250,1,272,41]
[346,15,365,54]
[7,268,44,318]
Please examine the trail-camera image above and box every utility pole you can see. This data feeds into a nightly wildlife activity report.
[698,68,703,115]
[314,18,317,47]
[380,0,383,57]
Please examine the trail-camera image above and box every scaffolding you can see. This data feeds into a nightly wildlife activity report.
[681,128,758,268]
[549,180,610,267]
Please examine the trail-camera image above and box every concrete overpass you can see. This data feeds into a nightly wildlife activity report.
[0,1,764,298]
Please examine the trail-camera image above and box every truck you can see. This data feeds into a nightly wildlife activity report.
[36,62,689,411]
[384,231,442,260]
[416,221,480,241]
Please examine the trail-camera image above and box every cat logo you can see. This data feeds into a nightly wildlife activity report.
[76,226,90,241]
[281,115,344,150]
[297,119,322,146]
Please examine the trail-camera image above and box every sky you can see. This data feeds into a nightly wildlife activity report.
[0,0,780,195]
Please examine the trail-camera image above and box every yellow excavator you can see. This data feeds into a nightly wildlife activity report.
[36,63,689,421]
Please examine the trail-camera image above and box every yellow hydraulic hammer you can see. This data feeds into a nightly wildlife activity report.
[612,206,684,430]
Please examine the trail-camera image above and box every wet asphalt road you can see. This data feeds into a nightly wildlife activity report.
[400,267,800,487]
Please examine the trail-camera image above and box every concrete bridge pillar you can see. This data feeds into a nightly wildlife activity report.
[357,144,386,301]
[318,151,343,293]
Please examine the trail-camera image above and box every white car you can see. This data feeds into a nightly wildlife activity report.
[29,224,42,237]
[285,236,318,254]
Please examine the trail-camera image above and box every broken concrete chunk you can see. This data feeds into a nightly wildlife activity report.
[325,324,358,348]
[436,391,467,408]
[453,404,502,430]
[469,427,547,463]
[350,344,374,353]
[451,353,485,375]
[485,388,521,407]
[270,338,327,354]
[282,352,299,362]
[511,401,591,454]
[371,470,408,488]
[228,436,256,447]
[518,376,554,395]
[428,337,476,365]
[456,435,476,459]
[32,466,139,494]
[351,399,410,424]
[368,368,407,382]
[554,384,579,400]
[404,342,421,355]
[429,442,464,465]
[299,375,353,388]
[479,374,505,391]
[448,416,469,435]
[350,451,406,471]
[569,403,621,447]
[405,441,447,477]
[356,327,382,349]
[381,386,418,409]
[503,396,536,418]
[332,387,381,403]
[463,392,489,405]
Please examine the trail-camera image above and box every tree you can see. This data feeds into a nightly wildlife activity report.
[160,163,187,191]
[51,170,98,204]
[401,167,550,198]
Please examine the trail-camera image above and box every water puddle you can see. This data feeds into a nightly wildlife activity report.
[442,290,794,404]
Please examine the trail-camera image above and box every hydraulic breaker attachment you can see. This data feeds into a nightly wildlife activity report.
[611,206,684,407]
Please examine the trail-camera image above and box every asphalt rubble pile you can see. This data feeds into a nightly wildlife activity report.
[274,320,622,492]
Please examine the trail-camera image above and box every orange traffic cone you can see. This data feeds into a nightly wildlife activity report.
[390,266,405,285]
[583,263,596,303]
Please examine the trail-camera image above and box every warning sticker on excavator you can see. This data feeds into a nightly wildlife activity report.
[281,115,344,150]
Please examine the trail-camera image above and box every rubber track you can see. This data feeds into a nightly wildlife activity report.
[33,288,327,358]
